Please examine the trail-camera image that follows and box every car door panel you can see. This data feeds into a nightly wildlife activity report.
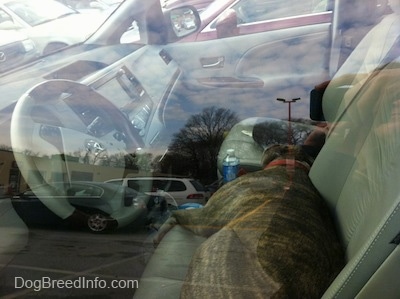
[164,22,331,120]
[12,195,64,226]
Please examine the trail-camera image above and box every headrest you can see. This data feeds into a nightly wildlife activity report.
[338,0,389,27]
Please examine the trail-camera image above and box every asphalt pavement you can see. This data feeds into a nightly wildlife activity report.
[0,226,156,298]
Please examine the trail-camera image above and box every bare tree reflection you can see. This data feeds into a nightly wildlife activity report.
[252,118,315,148]
[161,106,239,183]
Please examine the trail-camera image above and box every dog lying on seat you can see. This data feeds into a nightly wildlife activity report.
[154,144,344,298]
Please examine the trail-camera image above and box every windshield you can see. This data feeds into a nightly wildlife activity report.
[101,0,123,5]
[1,0,399,298]
[5,0,78,26]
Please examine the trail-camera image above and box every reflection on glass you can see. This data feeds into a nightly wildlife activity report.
[170,7,198,37]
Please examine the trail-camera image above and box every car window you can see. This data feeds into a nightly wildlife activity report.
[127,179,157,192]
[67,184,103,197]
[5,0,77,27]
[152,179,168,191]
[107,179,123,185]
[20,189,39,197]
[190,179,206,192]
[2,0,399,297]
[0,9,12,24]
[165,180,186,192]
[212,0,330,28]
[127,180,141,190]
[124,186,138,197]
[22,184,60,196]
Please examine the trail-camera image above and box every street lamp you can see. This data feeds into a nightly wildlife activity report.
[276,97,300,144]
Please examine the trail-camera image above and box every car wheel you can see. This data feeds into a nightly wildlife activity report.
[87,212,109,233]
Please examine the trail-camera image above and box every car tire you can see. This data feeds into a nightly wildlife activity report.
[87,212,109,233]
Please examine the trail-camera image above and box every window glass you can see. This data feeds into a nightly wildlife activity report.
[128,179,163,192]
[5,0,77,27]
[23,186,46,197]
[71,171,93,181]
[166,180,186,192]
[0,9,12,24]
[24,184,59,196]
[190,180,206,192]
[51,172,65,182]
[124,187,138,198]
[153,180,168,191]
[230,0,329,25]
[28,170,46,186]
[72,185,103,196]
[127,180,142,190]
[108,179,123,186]
[1,0,398,297]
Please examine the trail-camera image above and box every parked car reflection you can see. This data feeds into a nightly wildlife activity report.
[162,0,213,13]
[0,0,105,55]
[105,176,209,206]
[56,0,122,15]
[0,0,399,297]
[11,181,148,233]
[177,0,332,41]
[0,29,38,73]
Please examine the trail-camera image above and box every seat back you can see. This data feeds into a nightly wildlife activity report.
[332,0,390,72]
[309,61,400,298]
[215,7,400,298]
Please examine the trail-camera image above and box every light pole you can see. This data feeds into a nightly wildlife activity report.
[276,98,300,144]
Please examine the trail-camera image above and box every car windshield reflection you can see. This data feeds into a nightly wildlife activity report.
[5,0,78,26]
[1,0,400,298]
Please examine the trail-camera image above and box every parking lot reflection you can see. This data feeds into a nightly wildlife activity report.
[0,227,152,298]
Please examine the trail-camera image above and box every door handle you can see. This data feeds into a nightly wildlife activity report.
[200,56,224,68]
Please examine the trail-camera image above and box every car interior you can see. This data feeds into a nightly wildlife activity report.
[133,1,400,298]
[0,0,399,297]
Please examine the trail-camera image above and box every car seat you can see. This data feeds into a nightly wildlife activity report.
[309,60,400,298]
[212,57,400,299]
[304,6,400,295]
[214,7,400,297]
[333,0,399,78]
[331,0,390,74]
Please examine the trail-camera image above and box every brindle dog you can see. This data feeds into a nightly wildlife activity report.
[154,145,344,299]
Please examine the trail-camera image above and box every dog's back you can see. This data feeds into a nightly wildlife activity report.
[166,145,318,237]
[174,145,343,298]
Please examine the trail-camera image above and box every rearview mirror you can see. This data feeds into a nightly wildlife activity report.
[165,6,200,38]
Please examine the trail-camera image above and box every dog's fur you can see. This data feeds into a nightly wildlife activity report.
[154,145,344,298]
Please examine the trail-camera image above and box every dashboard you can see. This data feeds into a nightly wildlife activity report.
[1,43,182,154]
[84,46,181,148]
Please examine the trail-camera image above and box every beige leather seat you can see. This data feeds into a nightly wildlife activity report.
[310,5,400,296]
[310,61,400,298]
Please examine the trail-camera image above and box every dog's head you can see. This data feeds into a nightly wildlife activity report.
[261,144,315,169]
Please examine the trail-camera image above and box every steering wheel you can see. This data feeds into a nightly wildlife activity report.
[10,79,143,223]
